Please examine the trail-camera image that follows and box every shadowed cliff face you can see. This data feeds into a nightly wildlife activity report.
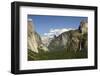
[79,20,88,34]
[48,20,88,52]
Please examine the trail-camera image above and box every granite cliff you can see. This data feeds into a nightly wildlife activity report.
[28,19,48,53]
[48,20,88,52]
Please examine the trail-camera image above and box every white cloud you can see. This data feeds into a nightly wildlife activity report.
[44,32,54,38]
[28,18,32,21]
[44,28,74,38]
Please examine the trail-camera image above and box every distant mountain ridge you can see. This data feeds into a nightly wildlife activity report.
[48,20,88,52]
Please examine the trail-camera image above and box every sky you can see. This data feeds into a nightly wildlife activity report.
[28,15,87,38]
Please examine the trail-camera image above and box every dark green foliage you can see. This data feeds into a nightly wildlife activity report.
[28,48,88,61]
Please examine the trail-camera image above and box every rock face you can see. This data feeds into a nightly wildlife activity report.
[41,37,52,47]
[79,20,88,34]
[28,20,42,53]
[28,20,49,53]
[48,20,88,52]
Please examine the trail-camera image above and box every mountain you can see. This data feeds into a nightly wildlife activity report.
[28,20,42,53]
[48,20,88,52]
[41,37,53,47]
[28,19,88,61]
[28,20,48,53]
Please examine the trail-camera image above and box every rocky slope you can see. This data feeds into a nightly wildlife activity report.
[48,20,88,52]
[41,37,52,47]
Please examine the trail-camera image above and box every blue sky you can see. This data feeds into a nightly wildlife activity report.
[28,15,87,37]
